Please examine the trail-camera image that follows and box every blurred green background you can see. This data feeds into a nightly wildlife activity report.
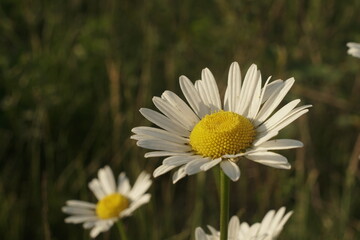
[1,0,360,239]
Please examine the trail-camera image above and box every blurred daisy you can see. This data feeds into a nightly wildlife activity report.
[132,62,311,183]
[62,166,152,238]
[195,207,293,240]
[347,42,360,58]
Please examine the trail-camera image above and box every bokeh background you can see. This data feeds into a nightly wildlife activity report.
[1,0,360,239]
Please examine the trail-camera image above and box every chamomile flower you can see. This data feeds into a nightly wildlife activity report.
[62,166,152,238]
[132,62,311,183]
[195,207,293,240]
[347,42,360,58]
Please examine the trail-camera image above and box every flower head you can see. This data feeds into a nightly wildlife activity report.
[347,42,360,58]
[195,207,293,240]
[62,166,152,238]
[132,62,311,183]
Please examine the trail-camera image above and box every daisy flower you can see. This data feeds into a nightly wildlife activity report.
[195,207,293,240]
[132,62,311,183]
[62,166,152,238]
[347,42,360,58]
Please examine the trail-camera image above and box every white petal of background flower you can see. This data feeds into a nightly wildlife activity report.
[195,207,293,240]
[347,42,360,58]
[62,166,152,238]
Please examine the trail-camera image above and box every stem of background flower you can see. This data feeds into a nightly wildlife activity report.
[219,169,230,240]
[116,220,128,240]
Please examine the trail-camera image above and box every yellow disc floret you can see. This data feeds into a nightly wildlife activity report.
[189,111,256,158]
[96,193,129,219]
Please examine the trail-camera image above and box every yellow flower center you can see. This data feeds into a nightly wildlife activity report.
[96,193,129,219]
[189,111,256,158]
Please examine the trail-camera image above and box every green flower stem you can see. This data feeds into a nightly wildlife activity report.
[116,220,128,240]
[220,169,230,240]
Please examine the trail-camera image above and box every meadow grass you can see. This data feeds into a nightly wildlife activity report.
[0,0,360,239]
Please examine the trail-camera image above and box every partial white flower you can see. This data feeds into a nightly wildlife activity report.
[62,166,152,238]
[132,62,311,183]
[347,42,360,58]
[195,207,293,240]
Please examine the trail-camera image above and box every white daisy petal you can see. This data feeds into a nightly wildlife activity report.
[201,68,222,111]
[98,166,116,195]
[129,135,149,141]
[63,166,152,238]
[276,211,293,234]
[128,172,152,200]
[207,225,219,236]
[246,152,289,165]
[249,223,261,236]
[224,62,242,112]
[65,215,98,224]
[144,151,192,158]
[257,139,303,150]
[66,200,96,209]
[267,207,285,235]
[260,104,311,133]
[172,166,187,183]
[256,77,295,123]
[256,99,301,130]
[261,79,283,104]
[195,79,212,111]
[179,75,209,118]
[347,42,360,58]
[347,42,360,49]
[237,64,258,115]
[153,96,194,131]
[120,194,151,217]
[246,70,262,119]
[117,172,131,194]
[132,126,189,144]
[239,222,250,236]
[153,164,177,178]
[195,227,209,240]
[269,108,310,133]
[83,221,96,229]
[248,76,272,122]
[195,207,293,240]
[90,222,113,238]
[220,160,241,181]
[89,226,103,238]
[162,155,197,166]
[139,108,190,137]
[88,179,106,200]
[62,206,95,215]
[185,158,209,175]
[137,139,191,152]
[228,216,240,239]
[255,161,291,169]
[259,209,275,235]
[200,158,222,171]
[253,130,279,146]
[161,90,200,126]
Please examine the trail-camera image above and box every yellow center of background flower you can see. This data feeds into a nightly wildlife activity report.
[189,111,256,158]
[96,193,129,219]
